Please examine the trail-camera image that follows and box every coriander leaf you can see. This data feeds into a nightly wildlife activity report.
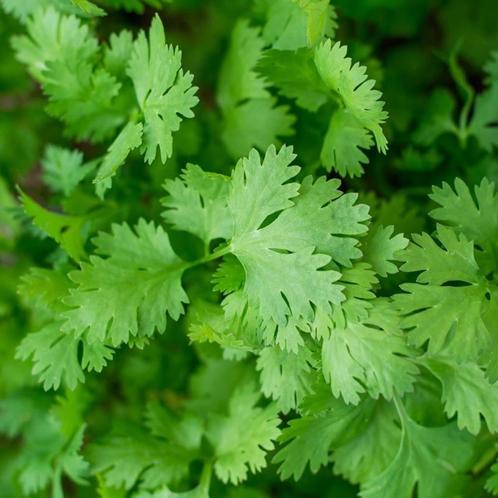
[257,49,328,112]
[70,0,106,16]
[13,7,124,142]
[19,189,87,260]
[274,393,375,480]
[226,146,344,343]
[413,89,457,145]
[221,98,295,159]
[15,414,89,497]
[16,321,83,391]
[229,146,299,235]
[217,20,295,158]
[18,267,72,313]
[362,414,474,498]
[314,40,388,153]
[333,400,401,485]
[361,225,409,277]
[396,223,496,366]
[206,384,281,484]
[424,356,498,435]
[42,145,93,196]
[162,164,233,244]
[254,175,369,266]
[136,482,210,498]
[430,178,498,269]
[17,321,114,391]
[217,20,269,111]
[257,345,314,413]
[321,108,373,176]
[487,461,498,495]
[469,83,498,151]
[127,15,198,164]
[262,0,337,50]
[94,121,143,197]
[104,30,134,77]
[62,219,188,346]
[328,263,377,328]
[397,283,492,362]
[400,226,481,285]
[89,429,192,490]
[322,300,418,404]
[13,6,98,82]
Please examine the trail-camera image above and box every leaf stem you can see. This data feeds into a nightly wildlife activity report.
[184,244,232,271]
[198,460,213,495]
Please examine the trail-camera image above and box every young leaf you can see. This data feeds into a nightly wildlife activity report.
[127,15,198,164]
[206,384,281,484]
[62,219,188,346]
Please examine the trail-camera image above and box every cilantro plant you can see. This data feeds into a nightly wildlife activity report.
[1,1,498,497]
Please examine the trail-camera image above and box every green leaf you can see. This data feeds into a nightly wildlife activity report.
[218,20,295,158]
[257,346,314,413]
[424,356,498,435]
[217,20,269,111]
[395,223,497,366]
[225,147,347,348]
[321,108,373,176]
[274,393,375,480]
[127,15,198,164]
[104,30,134,77]
[70,0,106,16]
[257,49,328,112]
[62,219,188,346]
[206,383,281,484]
[14,414,89,497]
[314,40,388,153]
[333,400,401,485]
[487,460,498,495]
[13,7,124,141]
[94,121,144,197]
[89,429,192,490]
[413,89,457,145]
[162,164,233,244]
[42,145,94,196]
[469,83,498,151]
[262,0,337,50]
[221,98,295,159]
[362,411,474,498]
[16,321,83,391]
[19,188,87,261]
[322,300,418,404]
[361,225,409,277]
[430,178,498,268]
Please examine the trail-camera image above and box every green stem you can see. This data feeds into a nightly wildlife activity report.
[198,460,213,495]
[184,244,232,271]
[472,446,497,476]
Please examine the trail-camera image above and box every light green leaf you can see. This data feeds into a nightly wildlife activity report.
[162,164,233,244]
[362,225,408,277]
[424,357,498,435]
[322,301,418,404]
[62,219,188,346]
[314,40,388,153]
[206,384,281,484]
[321,108,373,176]
[127,15,198,164]
[257,346,314,413]
[19,189,87,261]
[257,49,328,112]
[362,414,474,498]
[42,145,93,196]
[263,0,336,50]
[94,121,143,197]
